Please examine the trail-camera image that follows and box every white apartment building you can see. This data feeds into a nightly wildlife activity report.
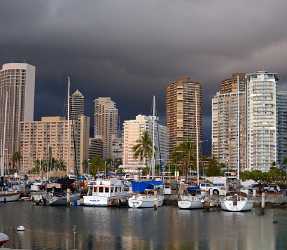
[212,91,246,170]
[246,71,278,172]
[123,115,169,171]
[0,63,35,175]
[20,116,89,175]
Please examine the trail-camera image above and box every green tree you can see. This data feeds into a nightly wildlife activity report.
[171,140,196,178]
[12,151,22,173]
[204,158,223,177]
[89,156,105,176]
[133,131,153,169]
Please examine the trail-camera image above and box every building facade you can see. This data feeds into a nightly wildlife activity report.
[212,73,246,170]
[88,137,103,160]
[122,115,169,171]
[277,91,287,169]
[0,63,35,175]
[94,97,118,159]
[166,76,202,157]
[20,116,89,175]
[69,89,85,120]
[246,71,278,172]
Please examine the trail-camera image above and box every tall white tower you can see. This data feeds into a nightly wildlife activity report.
[246,71,278,172]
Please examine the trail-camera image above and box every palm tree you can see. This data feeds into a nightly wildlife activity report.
[12,151,22,173]
[89,156,105,176]
[132,131,153,170]
[171,140,196,179]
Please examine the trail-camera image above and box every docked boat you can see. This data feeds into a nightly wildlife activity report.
[220,192,253,212]
[0,190,20,202]
[128,180,164,208]
[44,183,80,206]
[83,179,128,207]
[0,233,9,247]
[178,185,203,209]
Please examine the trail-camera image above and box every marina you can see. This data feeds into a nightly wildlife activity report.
[1,202,287,250]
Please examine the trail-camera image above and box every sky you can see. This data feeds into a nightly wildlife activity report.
[1,0,287,154]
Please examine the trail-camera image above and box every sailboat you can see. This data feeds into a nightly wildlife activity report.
[178,90,203,209]
[0,91,20,202]
[128,96,165,208]
[44,77,80,206]
[220,76,253,212]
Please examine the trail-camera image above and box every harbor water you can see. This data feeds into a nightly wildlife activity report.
[1,202,287,250]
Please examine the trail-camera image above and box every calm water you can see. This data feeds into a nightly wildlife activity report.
[1,202,287,250]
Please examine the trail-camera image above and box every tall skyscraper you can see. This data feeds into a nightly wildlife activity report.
[212,73,246,170]
[166,76,202,157]
[69,89,85,120]
[277,91,287,169]
[94,97,118,159]
[123,115,169,171]
[20,116,89,175]
[246,71,278,172]
[0,63,35,174]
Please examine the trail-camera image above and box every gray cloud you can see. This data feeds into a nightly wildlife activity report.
[1,0,287,154]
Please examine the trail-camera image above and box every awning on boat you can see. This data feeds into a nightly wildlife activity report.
[131,180,163,193]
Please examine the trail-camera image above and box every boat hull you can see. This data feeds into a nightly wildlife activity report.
[46,193,80,206]
[178,195,203,209]
[128,195,164,208]
[0,192,20,202]
[83,195,109,207]
[220,199,253,212]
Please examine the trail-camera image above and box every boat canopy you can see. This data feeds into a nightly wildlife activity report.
[131,180,163,193]
[187,185,200,193]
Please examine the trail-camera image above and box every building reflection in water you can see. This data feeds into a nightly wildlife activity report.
[0,203,282,250]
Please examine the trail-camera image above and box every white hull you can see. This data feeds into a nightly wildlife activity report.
[178,195,203,209]
[220,198,253,212]
[47,193,80,206]
[128,195,164,208]
[0,192,20,202]
[83,195,109,207]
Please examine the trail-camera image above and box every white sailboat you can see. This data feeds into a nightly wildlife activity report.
[220,75,253,212]
[178,90,203,209]
[128,96,165,208]
[0,91,20,202]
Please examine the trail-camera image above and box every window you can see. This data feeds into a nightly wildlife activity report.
[99,187,103,193]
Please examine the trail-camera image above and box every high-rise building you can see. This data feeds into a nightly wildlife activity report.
[20,116,89,175]
[0,63,35,174]
[94,97,118,159]
[166,76,202,156]
[77,115,90,174]
[111,135,123,161]
[212,73,246,170]
[88,137,103,160]
[69,89,85,120]
[123,115,169,171]
[246,71,278,172]
[277,91,287,169]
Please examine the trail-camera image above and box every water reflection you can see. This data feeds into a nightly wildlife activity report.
[0,202,285,250]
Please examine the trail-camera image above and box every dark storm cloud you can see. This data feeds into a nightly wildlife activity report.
[1,0,287,153]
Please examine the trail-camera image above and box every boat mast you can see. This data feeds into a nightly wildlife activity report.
[195,90,200,185]
[237,75,240,180]
[67,76,71,176]
[151,96,156,178]
[1,91,8,177]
